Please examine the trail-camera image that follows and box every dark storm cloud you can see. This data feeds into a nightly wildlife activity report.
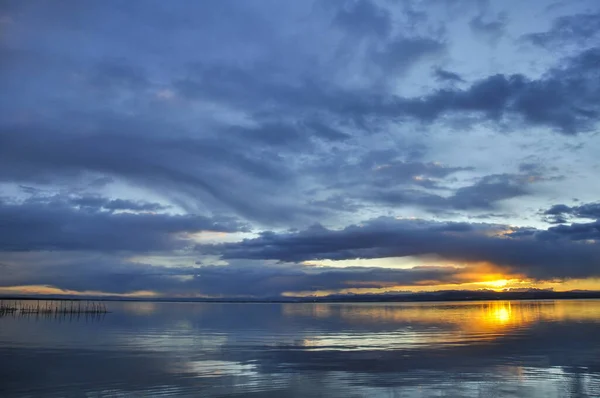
[199,217,600,281]
[543,202,600,224]
[0,196,246,252]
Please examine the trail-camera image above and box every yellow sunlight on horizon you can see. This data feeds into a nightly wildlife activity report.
[0,285,158,298]
[283,276,600,297]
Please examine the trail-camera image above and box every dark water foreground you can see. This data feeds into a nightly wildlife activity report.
[1,300,599,397]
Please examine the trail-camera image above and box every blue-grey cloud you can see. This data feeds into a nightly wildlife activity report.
[173,45,600,134]
[524,11,600,48]
[538,221,600,242]
[71,196,169,212]
[433,68,465,83]
[0,196,246,252]
[199,217,600,281]
[543,201,600,224]
[392,48,600,133]
[333,0,392,39]
[0,249,475,296]
[363,172,547,212]
[469,12,507,45]
[0,125,318,224]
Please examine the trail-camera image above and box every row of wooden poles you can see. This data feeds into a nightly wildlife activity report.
[0,300,108,316]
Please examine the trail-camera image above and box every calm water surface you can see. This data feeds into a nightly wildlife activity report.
[1,300,600,397]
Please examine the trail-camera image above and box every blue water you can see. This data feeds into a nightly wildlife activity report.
[1,300,600,397]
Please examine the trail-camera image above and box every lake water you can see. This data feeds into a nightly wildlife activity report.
[1,300,600,397]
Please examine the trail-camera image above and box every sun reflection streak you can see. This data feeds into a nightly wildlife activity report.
[281,300,577,350]
[489,302,511,324]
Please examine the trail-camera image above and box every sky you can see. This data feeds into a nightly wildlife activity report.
[1,0,600,298]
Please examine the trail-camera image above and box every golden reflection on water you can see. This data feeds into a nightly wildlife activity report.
[490,302,511,323]
[285,300,600,326]
[283,300,600,349]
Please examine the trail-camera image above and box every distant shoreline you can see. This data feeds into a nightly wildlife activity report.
[2,290,600,304]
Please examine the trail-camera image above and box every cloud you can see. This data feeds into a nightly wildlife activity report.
[441,173,531,209]
[469,12,507,45]
[433,68,465,83]
[331,0,447,76]
[539,221,600,242]
[365,173,542,212]
[319,154,473,190]
[390,48,600,133]
[0,250,478,297]
[173,37,445,119]
[87,60,150,92]
[543,201,600,223]
[71,196,169,212]
[199,217,600,281]
[0,124,320,225]
[524,11,600,48]
[175,263,469,297]
[333,0,392,39]
[373,37,446,74]
[0,196,246,252]
[299,152,541,214]
[173,45,598,134]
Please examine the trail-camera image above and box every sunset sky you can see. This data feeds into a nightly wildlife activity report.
[1,0,600,298]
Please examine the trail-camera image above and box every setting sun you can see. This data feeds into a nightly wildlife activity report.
[486,279,509,289]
